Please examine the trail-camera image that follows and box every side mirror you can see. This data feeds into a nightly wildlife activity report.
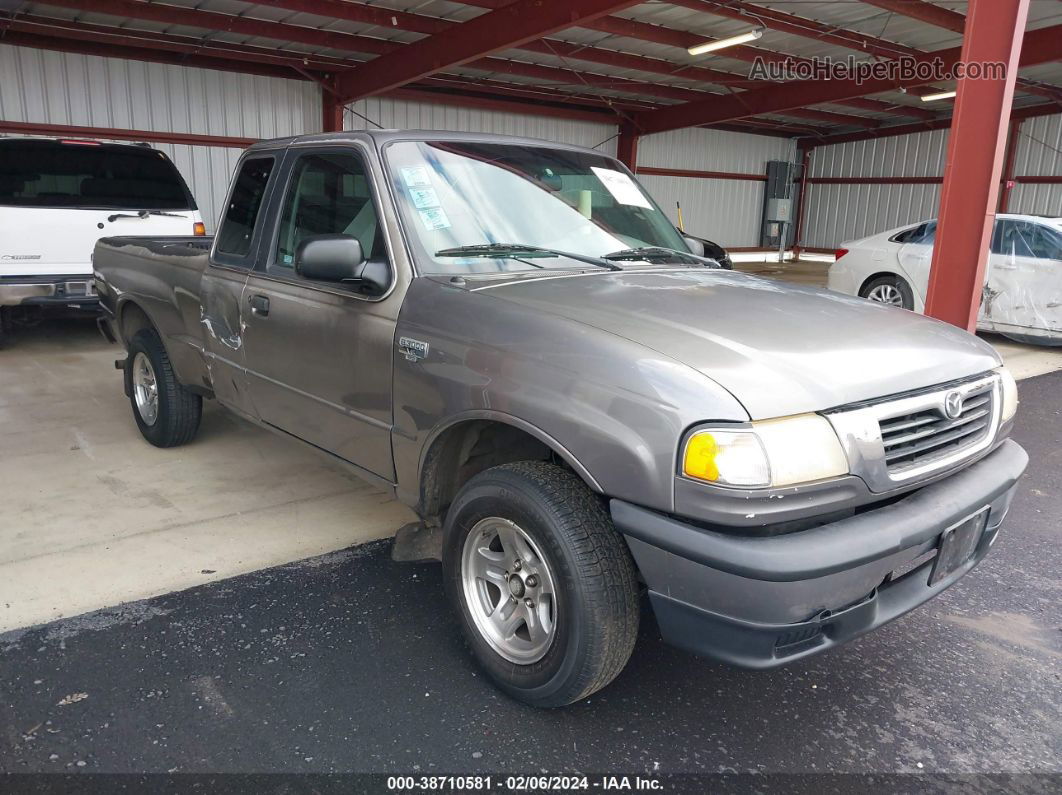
[683,235,705,257]
[295,234,390,294]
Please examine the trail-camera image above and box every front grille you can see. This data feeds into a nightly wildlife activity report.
[878,383,995,474]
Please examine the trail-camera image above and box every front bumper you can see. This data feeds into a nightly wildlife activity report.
[612,439,1028,669]
[0,275,99,308]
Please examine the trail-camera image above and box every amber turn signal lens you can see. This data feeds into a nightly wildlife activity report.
[193,222,207,236]
[683,433,720,482]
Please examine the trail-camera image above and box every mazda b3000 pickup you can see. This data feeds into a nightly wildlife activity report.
[94,131,1026,707]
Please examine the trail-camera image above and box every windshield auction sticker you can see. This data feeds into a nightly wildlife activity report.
[418,206,451,231]
[590,167,652,208]
[401,166,432,188]
[409,186,440,210]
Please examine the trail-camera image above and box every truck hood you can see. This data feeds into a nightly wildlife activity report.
[473,268,1000,419]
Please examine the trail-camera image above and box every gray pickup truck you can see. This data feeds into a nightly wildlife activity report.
[94,130,1027,707]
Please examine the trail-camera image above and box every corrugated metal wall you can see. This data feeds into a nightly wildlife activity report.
[343,97,619,155]
[801,113,1062,248]
[1010,113,1062,216]
[0,44,319,229]
[638,128,797,247]
[801,128,948,248]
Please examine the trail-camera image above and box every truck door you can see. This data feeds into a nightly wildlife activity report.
[201,154,279,413]
[240,144,398,481]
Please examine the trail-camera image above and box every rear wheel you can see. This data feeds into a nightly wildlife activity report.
[860,275,914,310]
[443,461,639,708]
[127,328,202,447]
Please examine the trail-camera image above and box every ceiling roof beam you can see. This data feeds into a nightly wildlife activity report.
[332,0,643,101]
[0,14,357,72]
[633,24,1062,134]
[860,0,966,33]
[0,29,307,81]
[804,102,1061,147]
[679,1,1062,103]
[455,0,937,120]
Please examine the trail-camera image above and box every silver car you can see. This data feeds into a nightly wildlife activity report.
[94,131,1027,707]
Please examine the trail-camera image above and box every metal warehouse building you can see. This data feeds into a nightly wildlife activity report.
[2,0,1062,778]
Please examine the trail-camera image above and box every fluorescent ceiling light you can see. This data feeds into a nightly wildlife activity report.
[921,90,957,102]
[687,27,764,56]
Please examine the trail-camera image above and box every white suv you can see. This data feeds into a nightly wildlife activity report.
[0,137,204,340]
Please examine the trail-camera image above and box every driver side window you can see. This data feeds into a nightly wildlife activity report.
[275,152,384,270]
[992,220,1036,258]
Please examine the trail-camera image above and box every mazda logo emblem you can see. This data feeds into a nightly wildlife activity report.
[943,391,964,420]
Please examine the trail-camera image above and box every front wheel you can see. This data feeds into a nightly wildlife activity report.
[443,462,640,708]
[127,328,202,447]
[860,274,915,310]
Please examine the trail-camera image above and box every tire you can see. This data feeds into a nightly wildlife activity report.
[442,461,639,708]
[860,274,915,310]
[126,328,202,447]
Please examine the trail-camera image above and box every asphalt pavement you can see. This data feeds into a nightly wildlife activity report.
[1,373,1060,783]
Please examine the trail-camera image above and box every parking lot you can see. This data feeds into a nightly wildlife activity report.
[1,317,1060,777]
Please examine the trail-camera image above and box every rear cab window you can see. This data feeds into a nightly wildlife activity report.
[0,139,195,210]
[890,221,936,245]
[213,156,276,264]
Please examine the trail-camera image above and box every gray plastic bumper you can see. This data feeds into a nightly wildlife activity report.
[612,439,1028,669]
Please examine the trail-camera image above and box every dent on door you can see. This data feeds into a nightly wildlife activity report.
[200,275,243,351]
[199,270,251,407]
[983,254,1062,333]
[982,223,1062,335]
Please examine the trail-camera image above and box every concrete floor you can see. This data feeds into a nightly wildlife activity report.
[1,370,1059,775]
[0,318,413,633]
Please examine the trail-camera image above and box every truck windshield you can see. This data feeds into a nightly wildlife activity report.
[0,140,195,210]
[385,140,687,274]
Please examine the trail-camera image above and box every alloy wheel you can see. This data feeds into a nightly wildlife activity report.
[461,517,558,664]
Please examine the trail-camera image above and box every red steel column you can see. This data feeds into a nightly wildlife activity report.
[322,79,344,132]
[924,0,1030,330]
[997,119,1023,213]
[616,122,639,171]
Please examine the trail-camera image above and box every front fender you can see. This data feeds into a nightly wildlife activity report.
[390,278,749,515]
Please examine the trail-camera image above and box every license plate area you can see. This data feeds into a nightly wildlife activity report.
[930,507,989,586]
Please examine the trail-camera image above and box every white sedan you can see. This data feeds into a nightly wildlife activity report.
[828,213,1062,344]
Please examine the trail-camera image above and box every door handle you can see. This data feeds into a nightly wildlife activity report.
[248,294,270,316]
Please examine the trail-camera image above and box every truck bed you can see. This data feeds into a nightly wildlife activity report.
[94,235,217,394]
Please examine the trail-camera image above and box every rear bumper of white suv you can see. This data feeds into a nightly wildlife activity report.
[0,275,98,308]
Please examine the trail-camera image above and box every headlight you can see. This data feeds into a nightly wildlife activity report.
[997,366,1018,422]
[682,414,849,489]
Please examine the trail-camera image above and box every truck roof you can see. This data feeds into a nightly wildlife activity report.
[246,129,609,157]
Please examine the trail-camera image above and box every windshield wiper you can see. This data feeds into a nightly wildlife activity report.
[602,246,718,266]
[435,243,621,271]
[107,209,186,222]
